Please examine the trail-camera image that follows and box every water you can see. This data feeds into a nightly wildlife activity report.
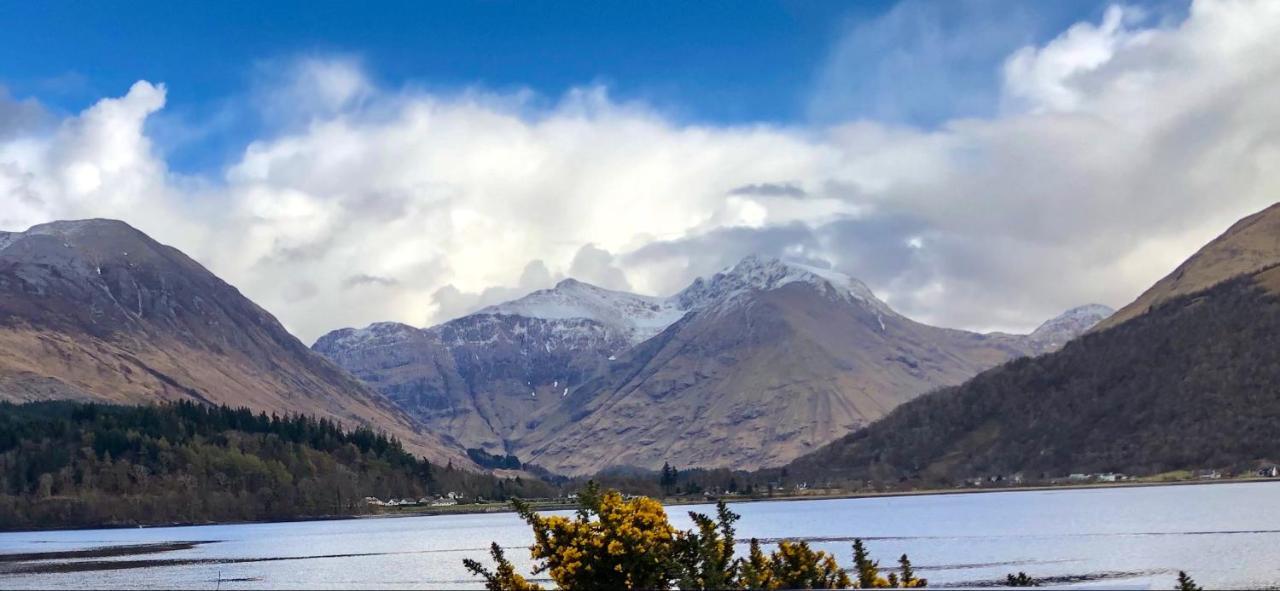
[1,481,1278,589]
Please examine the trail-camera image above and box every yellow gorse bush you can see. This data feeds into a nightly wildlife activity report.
[463,482,926,590]
[524,488,679,589]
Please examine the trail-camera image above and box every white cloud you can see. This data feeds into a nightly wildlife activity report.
[3,0,1280,341]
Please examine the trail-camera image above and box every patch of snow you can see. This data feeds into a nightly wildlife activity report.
[478,278,688,345]
[322,254,901,356]
[0,232,18,252]
[674,255,895,316]
[1027,304,1116,346]
[312,321,421,351]
[446,255,903,349]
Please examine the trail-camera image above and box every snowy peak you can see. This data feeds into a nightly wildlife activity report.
[473,255,895,343]
[476,277,685,344]
[312,321,426,353]
[676,255,893,315]
[26,218,140,238]
[1028,304,1115,347]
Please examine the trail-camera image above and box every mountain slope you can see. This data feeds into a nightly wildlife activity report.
[1095,202,1280,330]
[784,265,1280,486]
[0,219,465,465]
[313,310,631,454]
[317,255,1109,475]
[515,257,1081,474]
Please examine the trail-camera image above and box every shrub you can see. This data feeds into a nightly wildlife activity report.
[464,483,923,590]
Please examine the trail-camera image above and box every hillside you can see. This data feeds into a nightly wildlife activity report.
[1095,202,1280,330]
[783,265,1280,486]
[515,258,1078,475]
[0,400,553,531]
[0,219,466,466]
[319,255,1110,475]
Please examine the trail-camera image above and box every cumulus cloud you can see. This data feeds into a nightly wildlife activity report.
[0,87,48,139]
[431,260,558,321]
[4,0,1280,341]
[568,244,632,292]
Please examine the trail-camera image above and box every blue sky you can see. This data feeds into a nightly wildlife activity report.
[9,0,1274,343]
[0,1,1154,172]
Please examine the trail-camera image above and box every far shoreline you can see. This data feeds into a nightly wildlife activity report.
[1,476,1275,537]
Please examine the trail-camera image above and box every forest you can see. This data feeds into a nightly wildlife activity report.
[0,400,554,530]
[780,269,1280,488]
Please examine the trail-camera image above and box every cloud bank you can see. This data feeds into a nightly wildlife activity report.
[3,0,1280,342]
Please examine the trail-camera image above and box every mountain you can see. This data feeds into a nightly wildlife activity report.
[1094,202,1280,331]
[1023,304,1116,352]
[782,204,1280,486]
[0,219,465,465]
[784,265,1280,486]
[513,257,1106,474]
[313,281,674,454]
[317,255,1109,474]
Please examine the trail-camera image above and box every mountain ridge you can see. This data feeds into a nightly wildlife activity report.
[0,219,470,467]
[317,254,1110,474]
[780,202,1280,487]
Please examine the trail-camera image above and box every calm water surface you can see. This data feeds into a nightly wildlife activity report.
[1,481,1278,589]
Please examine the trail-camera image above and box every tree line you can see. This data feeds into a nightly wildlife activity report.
[778,271,1280,488]
[0,399,553,530]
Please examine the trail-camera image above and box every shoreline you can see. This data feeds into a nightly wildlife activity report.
[2,476,1275,536]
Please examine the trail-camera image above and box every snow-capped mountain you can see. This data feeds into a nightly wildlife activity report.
[478,278,686,346]
[675,255,894,316]
[1027,304,1116,350]
[314,254,1111,472]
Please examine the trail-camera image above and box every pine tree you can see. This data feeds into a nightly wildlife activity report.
[660,462,678,496]
[1175,571,1202,591]
[1005,572,1037,587]
[852,538,889,588]
[896,554,925,588]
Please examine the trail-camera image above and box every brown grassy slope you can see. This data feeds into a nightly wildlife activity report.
[0,219,469,466]
[514,283,1034,475]
[1094,201,1280,331]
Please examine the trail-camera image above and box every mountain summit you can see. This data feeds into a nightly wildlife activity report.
[316,255,1111,474]
[0,219,465,465]
[1094,202,1280,331]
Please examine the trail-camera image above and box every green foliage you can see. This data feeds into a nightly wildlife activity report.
[1175,571,1202,591]
[766,540,851,589]
[466,487,918,590]
[737,539,774,590]
[673,501,740,590]
[0,400,553,530]
[1005,571,1037,587]
[660,462,678,495]
[463,543,544,591]
[895,554,926,588]
[853,538,888,588]
[468,448,522,470]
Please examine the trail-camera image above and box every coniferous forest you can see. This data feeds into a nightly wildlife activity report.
[781,270,1280,487]
[0,400,554,530]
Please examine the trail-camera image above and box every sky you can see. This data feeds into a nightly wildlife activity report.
[3,0,1279,343]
